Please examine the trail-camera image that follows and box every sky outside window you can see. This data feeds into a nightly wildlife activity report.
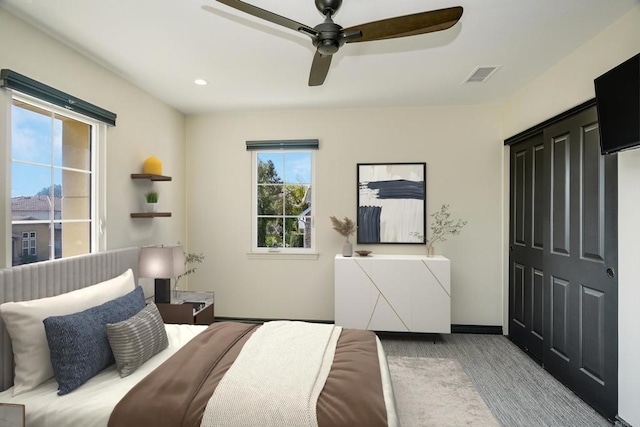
[257,152,311,184]
[12,103,64,197]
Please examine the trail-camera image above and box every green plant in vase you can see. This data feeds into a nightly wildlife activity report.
[144,191,158,213]
[145,191,158,203]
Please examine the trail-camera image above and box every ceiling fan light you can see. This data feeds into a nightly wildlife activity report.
[317,39,339,55]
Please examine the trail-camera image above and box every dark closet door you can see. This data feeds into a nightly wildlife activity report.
[509,133,546,362]
[542,106,618,419]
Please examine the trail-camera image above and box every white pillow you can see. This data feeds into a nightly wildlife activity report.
[0,268,136,395]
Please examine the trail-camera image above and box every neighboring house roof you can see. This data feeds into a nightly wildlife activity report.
[298,207,311,218]
[12,215,39,221]
[11,196,61,212]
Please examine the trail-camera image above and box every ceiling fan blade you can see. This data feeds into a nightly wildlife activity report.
[308,51,333,86]
[343,6,463,43]
[211,0,318,38]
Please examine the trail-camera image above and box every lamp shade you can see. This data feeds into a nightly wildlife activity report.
[139,245,186,278]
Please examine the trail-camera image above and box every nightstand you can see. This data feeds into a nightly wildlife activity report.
[156,291,214,325]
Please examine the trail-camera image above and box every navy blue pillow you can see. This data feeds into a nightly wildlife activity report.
[43,286,145,395]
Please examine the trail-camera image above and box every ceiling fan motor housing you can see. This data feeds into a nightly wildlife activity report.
[313,20,344,55]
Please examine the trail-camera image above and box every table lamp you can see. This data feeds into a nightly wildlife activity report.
[139,245,186,303]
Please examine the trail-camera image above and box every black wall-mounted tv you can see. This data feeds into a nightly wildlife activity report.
[594,53,640,155]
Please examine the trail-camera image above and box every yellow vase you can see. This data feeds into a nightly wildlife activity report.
[143,156,162,175]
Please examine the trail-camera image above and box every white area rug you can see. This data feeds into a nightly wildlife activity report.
[388,356,499,427]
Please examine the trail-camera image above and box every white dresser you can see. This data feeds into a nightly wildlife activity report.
[334,254,451,333]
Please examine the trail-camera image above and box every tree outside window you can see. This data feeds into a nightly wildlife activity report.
[255,151,313,250]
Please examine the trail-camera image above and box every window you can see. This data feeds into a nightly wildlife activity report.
[1,70,114,267]
[7,95,103,266]
[20,231,36,261]
[252,150,315,253]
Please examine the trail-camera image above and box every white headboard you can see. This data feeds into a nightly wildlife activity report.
[0,247,140,392]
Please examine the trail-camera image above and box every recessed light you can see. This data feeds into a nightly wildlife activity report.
[194,79,208,86]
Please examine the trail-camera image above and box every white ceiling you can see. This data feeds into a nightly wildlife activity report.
[2,0,638,114]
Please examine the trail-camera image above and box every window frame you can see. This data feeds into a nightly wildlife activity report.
[250,149,316,256]
[1,91,107,267]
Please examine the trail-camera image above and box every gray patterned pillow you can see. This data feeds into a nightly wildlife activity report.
[106,303,168,377]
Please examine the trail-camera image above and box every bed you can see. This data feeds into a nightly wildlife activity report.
[0,247,398,427]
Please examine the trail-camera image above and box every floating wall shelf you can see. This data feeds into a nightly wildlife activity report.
[131,173,172,218]
[131,173,172,181]
[130,212,172,218]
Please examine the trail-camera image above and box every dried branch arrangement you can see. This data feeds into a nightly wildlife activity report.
[330,216,356,238]
[427,204,467,248]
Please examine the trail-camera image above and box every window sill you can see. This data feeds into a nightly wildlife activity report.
[246,252,319,260]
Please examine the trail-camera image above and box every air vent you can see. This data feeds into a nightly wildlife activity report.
[464,66,501,83]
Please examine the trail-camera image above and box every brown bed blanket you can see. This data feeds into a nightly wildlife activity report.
[108,322,387,427]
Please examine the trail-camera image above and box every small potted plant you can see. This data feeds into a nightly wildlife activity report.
[330,216,357,257]
[426,204,467,256]
[145,191,158,213]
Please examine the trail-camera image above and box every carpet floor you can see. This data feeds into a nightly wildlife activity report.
[380,333,611,427]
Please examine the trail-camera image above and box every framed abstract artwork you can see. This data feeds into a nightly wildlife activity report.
[357,162,426,244]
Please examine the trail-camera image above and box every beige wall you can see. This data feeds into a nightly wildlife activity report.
[500,5,640,425]
[186,106,504,325]
[0,9,187,258]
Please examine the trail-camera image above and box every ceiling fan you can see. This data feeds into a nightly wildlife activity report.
[205,0,463,86]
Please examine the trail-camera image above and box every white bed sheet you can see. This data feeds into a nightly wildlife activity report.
[377,337,399,427]
[0,325,398,427]
[0,324,208,427]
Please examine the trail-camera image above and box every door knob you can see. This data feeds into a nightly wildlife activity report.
[606,267,615,278]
